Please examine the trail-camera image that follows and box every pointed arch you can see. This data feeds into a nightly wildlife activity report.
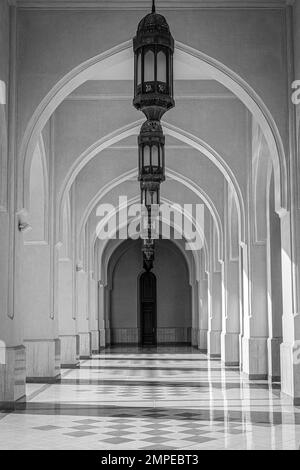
[19,39,287,218]
[89,194,210,285]
[77,167,224,265]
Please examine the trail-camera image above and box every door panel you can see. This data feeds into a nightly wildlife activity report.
[140,272,157,345]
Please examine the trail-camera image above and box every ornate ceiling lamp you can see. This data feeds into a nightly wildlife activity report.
[133,0,175,271]
[133,0,175,120]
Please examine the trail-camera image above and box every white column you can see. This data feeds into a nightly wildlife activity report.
[89,272,99,353]
[0,3,26,407]
[104,285,112,346]
[0,214,26,407]
[221,258,240,365]
[242,122,269,379]
[280,2,300,404]
[76,268,91,358]
[280,212,300,402]
[22,242,60,382]
[266,174,283,381]
[221,184,240,366]
[207,217,222,356]
[191,281,199,347]
[98,283,106,348]
[198,272,208,352]
[241,242,268,379]
[58,259,78,368]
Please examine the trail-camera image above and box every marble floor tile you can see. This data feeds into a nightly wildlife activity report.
[0,345,299,450]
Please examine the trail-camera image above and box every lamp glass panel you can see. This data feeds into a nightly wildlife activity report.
[144,50,155,82]
[157,51,167,82]
[152,145,159,166]
[144,145,150,167]
[137,51,142,85]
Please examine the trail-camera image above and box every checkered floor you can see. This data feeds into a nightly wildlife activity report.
[0,346,300,450]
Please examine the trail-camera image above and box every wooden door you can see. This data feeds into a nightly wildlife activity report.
[140,272,157,345]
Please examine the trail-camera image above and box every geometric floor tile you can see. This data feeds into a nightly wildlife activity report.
[74,419,102,425]
[64,431,98,438]
[33,425,62,431]
[70,425,99,431]
[101,437,134,444]
[0,346,299,450]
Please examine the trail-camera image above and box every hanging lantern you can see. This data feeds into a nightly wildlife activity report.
[133,0,175,121]
[133,1,175,272]
[142,239,155,271]
[141,181,160,208]
[138,120,165,184]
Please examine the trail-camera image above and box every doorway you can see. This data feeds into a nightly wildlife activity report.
[140,271,157,346]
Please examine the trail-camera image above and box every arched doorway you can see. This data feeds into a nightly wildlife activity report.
[108,239,192,347]
[139,271,157,346]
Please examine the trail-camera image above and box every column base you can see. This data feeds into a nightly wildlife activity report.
[280,392,300,407]
[280,341,300,404]
[79,332,92,359]
[242,336,268,379]
[0,396,27,411]
[207,330,221,357]
[24,339,61,383]
[221,332,240,366]
[198,329,207,352]
[0,345,26,409]
[91,330,100,354]
[99,329,106,349]
[60,335,80,369]
[191,328,198,347]
[239,334,244,369]
[26,375,61,384]
[267,337,282,382]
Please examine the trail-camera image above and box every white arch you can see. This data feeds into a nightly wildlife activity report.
[101,234,197,291]
[57,121,242,246]
[19,40,287,216]
[89,194,210,283]
[77,167,224,263]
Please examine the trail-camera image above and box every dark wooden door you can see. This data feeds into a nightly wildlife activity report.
[140,272,157,345]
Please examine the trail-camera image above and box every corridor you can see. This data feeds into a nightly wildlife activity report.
[0,347,299,450]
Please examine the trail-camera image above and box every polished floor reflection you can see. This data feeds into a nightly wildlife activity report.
[0,346,300,450]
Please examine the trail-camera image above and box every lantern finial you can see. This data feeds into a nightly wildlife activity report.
[152,0,156,13]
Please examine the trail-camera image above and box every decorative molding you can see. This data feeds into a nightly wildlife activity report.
[10,0,293,10]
